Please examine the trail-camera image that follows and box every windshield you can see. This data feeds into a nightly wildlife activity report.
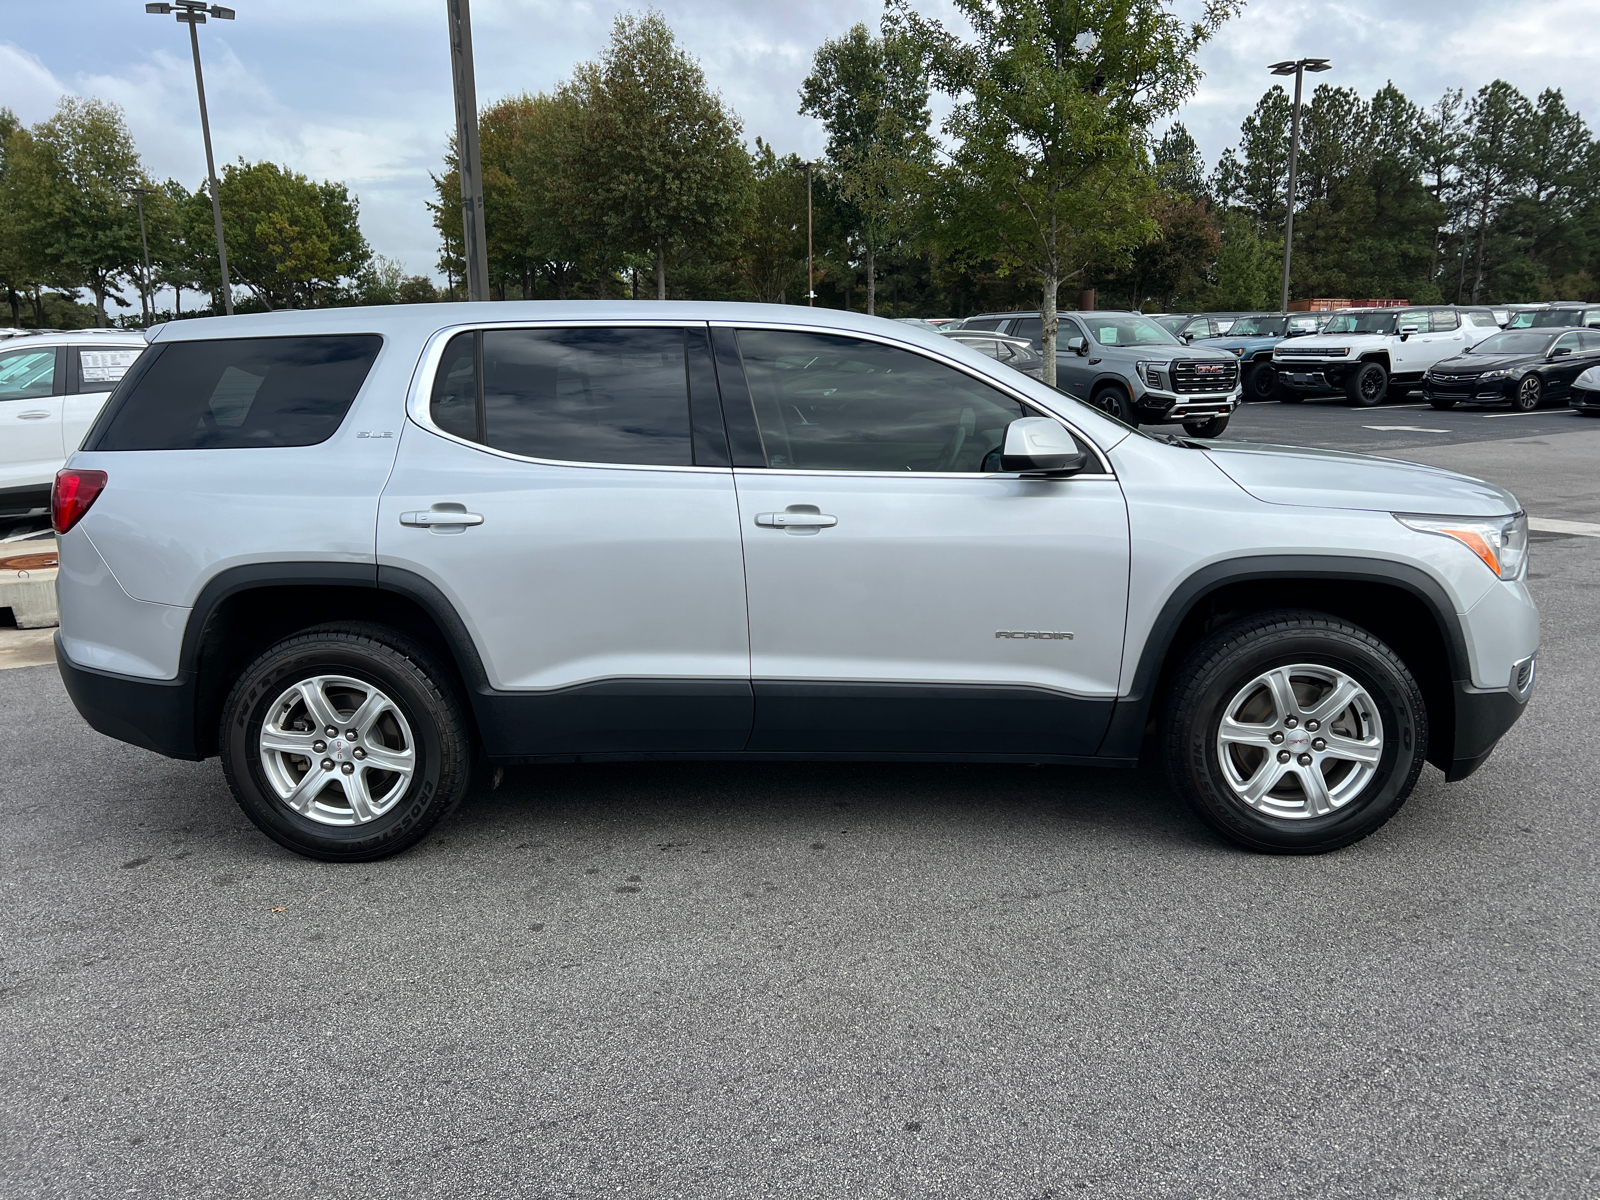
[1470,331,1557,356]
[1081,315,1180,347]
[1320,311,1399,335]
[1149,315,1187,334]
[1226,316,1287,337]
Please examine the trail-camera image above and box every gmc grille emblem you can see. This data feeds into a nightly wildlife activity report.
[995,630,1074,640]
[1195,365,1224,374]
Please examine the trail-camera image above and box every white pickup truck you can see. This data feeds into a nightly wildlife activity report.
[1272,306,1502,406]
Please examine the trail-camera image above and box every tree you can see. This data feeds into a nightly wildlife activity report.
[217,160,371,309]
[8,97,147,326]
[800,21,935,314]
[909,0,1240,384]
[737,139,809,303]
[0,107,32,326]
[1155,122,1207,200]
[583,11,750,299]
[1417,88,1467,285]
[1216,86,1292,228]
[1462,81,1533,303]
[1209,213,1277,309]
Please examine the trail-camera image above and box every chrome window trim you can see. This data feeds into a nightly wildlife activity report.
[707,318,1117,478]
[403,318,731,476]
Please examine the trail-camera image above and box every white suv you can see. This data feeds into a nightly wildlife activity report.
[0,330,145,516]
[1273,307,1501,405]
[52,304,1538,861]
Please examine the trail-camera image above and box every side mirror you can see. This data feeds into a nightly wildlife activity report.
[1065,336,1086,355]
[1000,417,1088,477]
[1551,346,1572,357]
[1181,331,1196,343]
[1398,324,1420,339]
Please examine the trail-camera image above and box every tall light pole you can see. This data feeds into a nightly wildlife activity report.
[146,3,235,316]
[806,161,816,307]
[445,0,490,303]
[1269,57,1331,315]
[128,185,157,325]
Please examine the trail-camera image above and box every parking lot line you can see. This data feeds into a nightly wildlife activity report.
[1363,425,1449,433]
[1529,517,1600,538]
[1483,410,1558,418]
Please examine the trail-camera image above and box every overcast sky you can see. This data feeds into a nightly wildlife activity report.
[5,0,1599,285]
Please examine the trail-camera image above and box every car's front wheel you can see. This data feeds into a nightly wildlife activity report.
[1514,374,1543,411]
[1244,361,1277,401]
[220,624,474,861]
[1095,383,1137,424]
[1346,362,1389,407]
[1163,611,1427,854]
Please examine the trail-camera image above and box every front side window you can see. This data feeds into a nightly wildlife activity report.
[92,335,381,451]
[1083,315,1180,347]
[1552,332,1582,355]
[736,330,1030,473]
[77,347,142,392]
[430,326,693,466]
[0,348,57,401]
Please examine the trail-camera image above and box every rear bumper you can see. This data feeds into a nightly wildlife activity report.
[55,634,203,760]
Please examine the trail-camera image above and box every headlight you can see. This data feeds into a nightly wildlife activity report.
[1231,347,1246,356]
[1136,361,1168,389]
[1396,511,1529,580]
[1478,368,1511,382]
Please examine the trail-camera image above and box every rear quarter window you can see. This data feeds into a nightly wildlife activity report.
[90,335,382,450]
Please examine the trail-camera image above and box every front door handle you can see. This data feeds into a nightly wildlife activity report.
[755,511,837,528]
[18,411,51,420]
[400,509,484,528]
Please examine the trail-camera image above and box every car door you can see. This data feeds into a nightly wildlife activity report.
[377,321,752,755]
[63,344,143,454]
[718,324,1130,756]
[0,344,64,499]
[1053,315,1096,396]
[1545,330,1588,398]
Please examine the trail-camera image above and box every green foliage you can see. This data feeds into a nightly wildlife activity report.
[1208,213,1278,310]
[216,160,370,308]
[736,139,810,303]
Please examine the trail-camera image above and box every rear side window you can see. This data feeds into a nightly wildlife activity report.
[0,347,57,401]
[77,346,143,393]
[428,326,693,466]
[93,335,381,451]
[1010,317,1042,345]
[1431,310,1459,332]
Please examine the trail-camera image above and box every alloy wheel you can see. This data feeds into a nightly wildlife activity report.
[1214,664,1383,819]
[258,674,416,825]
[1516,375,1542,411]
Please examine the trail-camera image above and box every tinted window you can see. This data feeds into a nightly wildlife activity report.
[1010,317,1042,345]
[1529,308,1582,328]
[960,318,1005,332]
[1472,332,1556,355]
[429,332,478,442]
[480,327,691,465]
[737,330,1028,473]
[76,346,142,393]
[0,347,56,401]
[93,336,380,451]
[1431,310,1459,332]
[1552,332,1581,354]
[1579,331,1600,352]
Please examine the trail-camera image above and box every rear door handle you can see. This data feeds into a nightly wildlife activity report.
[400,509,484,527]
[756,511,837,528]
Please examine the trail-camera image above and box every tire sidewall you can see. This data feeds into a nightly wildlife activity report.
[224,641,450,859]
[1098,384,1132,422]
[1177,630,1423,852]
[1348,362,1387,406]
[1247,362,1276,400]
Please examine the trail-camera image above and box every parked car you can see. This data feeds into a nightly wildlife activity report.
[0,330,146,517]
[1272,306,1500,406]
[937,331,1052,383]
[53,302,1537,861]
[1425,328,1600,411]
[1569,365,1600,415]
[936,309,1242,435]
[1503,302,1600,330]
[1194,311,1324,401]
[1149,312,1253,341]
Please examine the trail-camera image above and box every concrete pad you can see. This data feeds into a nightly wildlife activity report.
[0,626,56,670]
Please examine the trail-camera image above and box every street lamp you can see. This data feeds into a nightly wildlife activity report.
[127,185,157,325]
[805,161,817,306]
[145,2,235,316]
[1268,56,1331,315]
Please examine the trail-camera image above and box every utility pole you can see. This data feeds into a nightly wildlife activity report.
[806,162,815,306]
[446,0,490,302]
[146,3,236,316]
[1269,57,1331,314]
[129,186,157,325]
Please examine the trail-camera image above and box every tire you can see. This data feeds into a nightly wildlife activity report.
[1514,374,1543,412]
[220,623,474,861]
[1429,397,1457,410]
[1095,383,1137,425]
[1162,610,1428,855]
[1345,361,1388,407]
[1183,415,1230,438]
[1244,361,1277,402]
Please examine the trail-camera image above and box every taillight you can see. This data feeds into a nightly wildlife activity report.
[52,469,107,534]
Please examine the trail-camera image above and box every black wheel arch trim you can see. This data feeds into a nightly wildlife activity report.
[1096,554,1475,761]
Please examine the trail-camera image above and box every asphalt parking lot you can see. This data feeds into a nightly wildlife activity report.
[2,400,1597,1199]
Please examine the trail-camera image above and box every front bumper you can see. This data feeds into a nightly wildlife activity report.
[1570,387,1600,410]
[1274,361,1354,391]
[1445,662,1534,781]
[1423,377,1514,405]
[1137,389,1241,424]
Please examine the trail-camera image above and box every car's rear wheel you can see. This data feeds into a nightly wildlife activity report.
[220,623,473,861]
[1514,374,1543,411]
[1244,361,1277,401]
[1163,610,1427,854]
[1183,415,1230,438]
[1095,383,1136,424]
[1346,362,1389,407]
